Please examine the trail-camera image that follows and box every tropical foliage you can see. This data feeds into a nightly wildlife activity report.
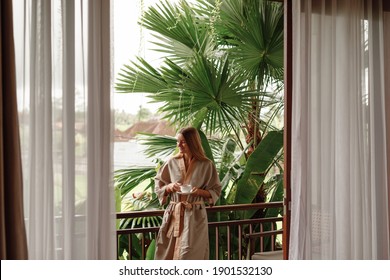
[115,0,284,259]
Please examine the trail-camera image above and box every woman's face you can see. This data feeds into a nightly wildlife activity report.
[177,134,190,155]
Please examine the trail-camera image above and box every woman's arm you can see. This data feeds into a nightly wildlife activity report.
[191,187,211,198]
[155,162,172,205]
[192,161,221,204]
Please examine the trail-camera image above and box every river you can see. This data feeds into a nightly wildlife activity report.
[113,140,156,170]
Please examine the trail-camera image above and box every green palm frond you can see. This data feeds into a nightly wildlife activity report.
[115,0,283,139]
[155,54,259,136]
[114,166,157,197]
[137,132,225,165]
[117,54,259,137]
[116,57,168,94]
[137,133,177,159]
[259,95,284,134]
[141,0,215,63]
[213,0,284,83]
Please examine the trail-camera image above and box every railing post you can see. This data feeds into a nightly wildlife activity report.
[215,227,219,260]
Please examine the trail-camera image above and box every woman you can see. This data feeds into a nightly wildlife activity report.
[154,127,221,260]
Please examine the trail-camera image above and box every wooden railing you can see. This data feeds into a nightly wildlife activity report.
[116,202,283,260]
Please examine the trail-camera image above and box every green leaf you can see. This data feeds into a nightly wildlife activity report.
[192,107,208,129]
[264,175,284,218]
[114,167,157,197]
[141,0,215,63]
[145,239,156,260]
[234,130,283,208]
[198,129,214,163]
[137,133,177,159]
[218,138,237,181]
[217,0,284,83]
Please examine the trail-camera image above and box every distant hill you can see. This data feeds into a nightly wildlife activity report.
[114,120,176,142]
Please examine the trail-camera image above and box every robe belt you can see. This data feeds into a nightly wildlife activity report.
[167,201,203,238]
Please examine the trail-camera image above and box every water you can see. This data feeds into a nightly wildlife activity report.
[114,140,155,170]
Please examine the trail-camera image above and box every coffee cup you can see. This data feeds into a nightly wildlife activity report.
[181,184,192,193]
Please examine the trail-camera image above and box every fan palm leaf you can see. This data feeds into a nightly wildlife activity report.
[157,55,258,135]
[114,167,157,197]
[137,133,177,159]
[214,0,284,83]
[140,0,216,64]
[116,57,168,94]
[117,52,259,137]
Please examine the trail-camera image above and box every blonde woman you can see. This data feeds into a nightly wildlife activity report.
[154,127,221,260]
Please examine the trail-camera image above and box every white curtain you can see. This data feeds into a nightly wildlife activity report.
[290,0,390,259]
[13,0,116,259]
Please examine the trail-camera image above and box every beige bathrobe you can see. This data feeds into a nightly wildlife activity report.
[154,155,221,260]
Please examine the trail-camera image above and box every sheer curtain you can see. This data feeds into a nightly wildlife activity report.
[13,0,115,259]
[290,0,389,259]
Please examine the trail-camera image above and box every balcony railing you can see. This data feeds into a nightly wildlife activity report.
[116,201,283,260]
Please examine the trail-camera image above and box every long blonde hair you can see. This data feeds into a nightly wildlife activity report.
[175,127,208,161]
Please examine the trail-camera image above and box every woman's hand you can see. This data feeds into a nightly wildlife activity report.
[191,187,211,198]
[165,182,182,194]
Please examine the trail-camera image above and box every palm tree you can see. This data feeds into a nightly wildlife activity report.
[196,0,284,151]
[206,0,284,209]
[116,0,283,193]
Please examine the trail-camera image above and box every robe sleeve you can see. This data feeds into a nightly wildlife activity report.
[154,161,172,206]
[205,160,222,205]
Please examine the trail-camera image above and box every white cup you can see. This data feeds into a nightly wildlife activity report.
[181,184,192,193]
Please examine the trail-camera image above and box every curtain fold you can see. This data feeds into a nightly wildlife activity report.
[384,10,390,247]
[61,0,76,260]
[290,0,389,259]
[13,0,115,259]
[0,0,28,260]
[28,0,55,259]
[86,0,115,259]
